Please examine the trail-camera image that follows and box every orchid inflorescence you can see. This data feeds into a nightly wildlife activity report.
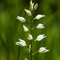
[15,0,49,60]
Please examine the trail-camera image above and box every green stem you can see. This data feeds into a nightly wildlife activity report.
[29,18,33,60]
[17,46,20,60]
[30,41,32,60]
[32,51,38,55]
[31,27,36,30]
[29,42,32,60]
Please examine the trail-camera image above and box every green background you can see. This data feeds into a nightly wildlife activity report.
[0,0,60,60]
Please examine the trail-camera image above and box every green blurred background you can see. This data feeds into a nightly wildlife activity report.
[0,0,60,60]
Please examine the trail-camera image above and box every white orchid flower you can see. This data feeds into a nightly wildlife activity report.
[35,14,45,20]
[39,47,49,53]
[15,39,26,47]
[16,16,26,23]
[36,23,45,29]
[36,34,46,41]
[27,34,33,40]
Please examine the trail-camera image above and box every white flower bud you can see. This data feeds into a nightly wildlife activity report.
[35,14,45,20]
[25,9,31,16]
[36,23,45,29]
[39,47,49,53]
[16,16,26,23]
[34,3,38,10]
[29,0,34,11]
[29,44,31,53]
[23,25,29,32]
[29,44,31,49]
[15,39,26,47]
[24,58,28,60]
[27,34,33,40]
[36,34,46,41]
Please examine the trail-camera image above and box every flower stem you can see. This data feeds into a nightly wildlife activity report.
[17,46,20,60]
[30,41,32,60]
[29,17,33,60]
[32,51,38,55]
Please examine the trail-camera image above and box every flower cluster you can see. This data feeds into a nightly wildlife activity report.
[15,0,49,60]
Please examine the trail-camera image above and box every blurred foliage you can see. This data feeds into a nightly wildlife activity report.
[0,0,60,60]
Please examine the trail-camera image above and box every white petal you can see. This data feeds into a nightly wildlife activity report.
[15,39,26,47]
[23,25,29,32]
[16,16,26,23]
[35,14,45,20]
[15,42,20,46]
[36,23,45,29]
[36,34,46,41]
[39,47,49,53]
[27,34,33,40]
[25,9,31,16]
[34,3,38,10]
